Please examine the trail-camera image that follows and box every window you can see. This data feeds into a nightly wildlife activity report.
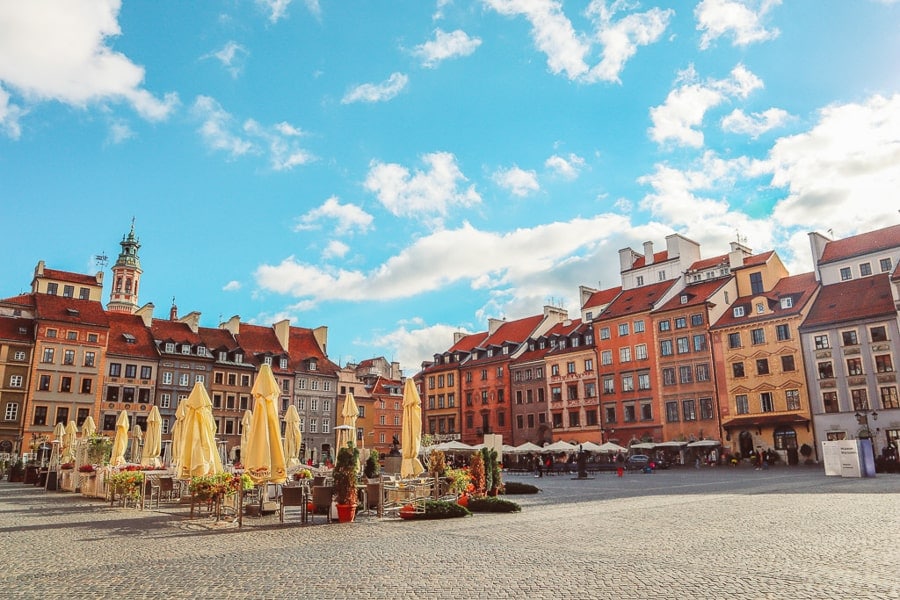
[162,371,173,385]
[817,362,834,379]
[728,333,741,349]
[732,362,745,378]
[840,267,852,281]
[750,272,763,295]
[584,358,594,372]
[634,344,647,360]
[106,387,119,402]
[9,375,23,388]
[776,324,790,341]
[880,257,893,272]
[780,297,793,309]
[682,399,696,421]
[676,337,690,354]
[623,405,636,422]
[859,262,872,276]
[605,405,616,424]
[124,364,137,378]
[599,327,610,340]
[634,320,645,333]
[679,366,693,384]
[87,333,98,343]
[814,335,829,349]
[674,317,687,329]
[870,326,888,342]
[585,382,596,398]
[81,378,92,394]
[662,368,676,386]
[181,344,191,355]
[47,283,58,295]
[60,376,72,392]
[842,330,858,346]
[42,347,54,363]
[566,361,576,374]
[13,350,26,361]
[785,389,800,410]
[621,374,634,392]
[569,411,580,427]
[851,388,869,411]
[659,340,673,356]
[823,391,839,413]
[700,397,714,420]
[33,406,47,425]
[773,427,798,451]
[638,373,650,390]
[666,401,679,422]
[619,347,631,363]
[658,320,671,332]
[756,302,765,314]
[733,306,745,318]
[636,275,644,286]
[603,376,615,394]
[641,403,652,421]
[781,355,796,372]
[756,359,769,375]
[140,366,152,380]
[751,328,765,345]
[66,330,77,340]
[880,386,899,409]
[760,392,774,412]
[618,323,629,336]
[551,387,562,402]
[601,350,612,365]
[5,402,20,421]
[84,351,95,367]
[696,363,710,382]
[847,357,863,376]
[55,407,69,425]
[179,373,189,386]
[551,364,560,376]
[691,314,704,327]
[122,387,134,403]
[692,335,707,352]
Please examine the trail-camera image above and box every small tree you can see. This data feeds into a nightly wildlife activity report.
[363,449,381,479]
[428,449,447,477]
[469,451,486,496]
[333,444,360,506]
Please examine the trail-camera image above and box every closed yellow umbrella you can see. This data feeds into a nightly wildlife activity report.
[170,397,187,469]
[129,424,143,463]
[400,379,425,478]
[81,416,96,438]
[61,421,77,464]
[239,409,252,465]
[176,383,223,479]
[141,406,162,468]
[244,364,287,485]
[110,410,129,467]
[53,421,66,443]
[283,405,302,469]
[341,392,359,444]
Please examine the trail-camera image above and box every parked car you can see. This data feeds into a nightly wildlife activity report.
[625,454,651,471]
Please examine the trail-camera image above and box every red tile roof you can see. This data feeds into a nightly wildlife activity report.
[107,313,158,359]
[818,224,900,264]
[33,294,109,327]
[628,250,670,270]
[801,273,895,329]
[736,251,773,269]
[198,326,237,352]
[655,279,728,312]
[40,268,99,286]
[687,253,728,271]
[597,279,678,320]
[482,314,544,347]
[288,326,339,375]
[581,286,622,311]
[712,272,818,329]
[150,319,203,344]
[449,331,487,353]
[0,294,35,308]
[235,323,286,358]
[0,316,34,341]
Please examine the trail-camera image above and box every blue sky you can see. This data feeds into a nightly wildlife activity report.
[2,0,899,374]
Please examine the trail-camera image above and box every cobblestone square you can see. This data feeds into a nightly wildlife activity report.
[1,467,898,599]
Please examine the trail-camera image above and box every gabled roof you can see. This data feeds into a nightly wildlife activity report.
[33,294,109,327]
[288,326,339,375]
[687,252,728,271]
[596,279,678,321]
[449,331,487,353]
[482,314,543,347]
[801,273,895,330]
[370,375,402,396]
[581,286,622,312]
[0,316,34,341]
[655,279,728,313]
[712,272,818,329]
[235,323,286,359]
[819,224,900,264]
[39,268,99,287]
[732,251,773,270]
[107,313,158,359]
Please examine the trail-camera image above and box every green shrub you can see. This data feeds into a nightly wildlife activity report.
[502,481,539,495]
[467,496,521,513]
[401,500,470,520]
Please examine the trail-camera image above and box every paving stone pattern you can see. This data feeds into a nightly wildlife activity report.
[1,466,898,599]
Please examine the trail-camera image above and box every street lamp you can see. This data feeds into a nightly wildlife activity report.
[854,409,878,442]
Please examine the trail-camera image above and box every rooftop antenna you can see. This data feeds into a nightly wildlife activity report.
[94,253,108,270]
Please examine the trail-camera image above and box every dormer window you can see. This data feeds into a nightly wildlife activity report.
[181,344,191,354]
[218,351,227,361]
[165,342,175,353]
[309,358,317,371]
[235,353,243,363]
[280,357,288,369]
[780,297,793,309]
[733,306,745,318]
[756,302,765,314]
[502,346,509,354]
[680,295,688,304]
[264,356,272,366]
[487,349,493,357]
[122,333,136,344]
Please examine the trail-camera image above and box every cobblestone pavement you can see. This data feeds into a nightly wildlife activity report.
[1,466,898,599]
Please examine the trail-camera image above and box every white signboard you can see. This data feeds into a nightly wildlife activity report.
[821,440,876,478]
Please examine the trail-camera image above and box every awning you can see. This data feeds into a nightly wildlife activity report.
[722,414,810,430]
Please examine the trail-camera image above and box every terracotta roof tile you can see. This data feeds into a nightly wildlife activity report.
[107,313,158,358]
[235,323,285,357]
[33,295,109,327]
[581,286,622,311]
[0,316,34,341]
[198,327,237,352]
[0,294,35,308]
[801,273,894,329]
[150,319,203,344]
[712,272,818,329]
[449,331,487,352]
[597,279,678,320]
[655,279,728,312]
[628,250,670,271]
[40,268,100,286]
[819,224,900,264]
[482,314,544,346]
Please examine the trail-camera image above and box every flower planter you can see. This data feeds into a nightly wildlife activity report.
[457,494,469,508]
[336,503,356,523]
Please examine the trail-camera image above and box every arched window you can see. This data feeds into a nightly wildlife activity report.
[774,426,797,450]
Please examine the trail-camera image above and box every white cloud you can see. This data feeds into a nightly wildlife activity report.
[106,119,134,145]
[341,73,408,104]
[223,280,242,292]
[0,0,178,136]
[413,29,482,68]
[364,152,481,220]
[721,107,790,137]
[493,165,540,197]
[293,196,374,235]
[322,240,350,260]
[696,0,781,50]
[192,96,314,169]
[207,41,248,78]
[765,94,900,236]
[433,0,454,20]
[484,0,671,83]
[649,64,763,147]
[367,323,468,373]
[545,153,585,179]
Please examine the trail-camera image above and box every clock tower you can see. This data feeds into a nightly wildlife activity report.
[107,220,142,314]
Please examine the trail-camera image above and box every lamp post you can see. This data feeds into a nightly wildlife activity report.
[855,408,879,453]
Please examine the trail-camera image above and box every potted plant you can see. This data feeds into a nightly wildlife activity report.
[333,443,360,523]
[7,459,24,483]
[363,449,381,480]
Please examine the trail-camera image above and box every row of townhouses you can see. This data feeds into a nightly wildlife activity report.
[417,225,900,463]
[0,224,408,463]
